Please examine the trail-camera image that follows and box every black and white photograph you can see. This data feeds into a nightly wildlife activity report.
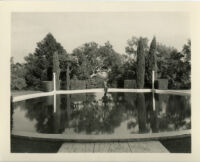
[1,1,200,161]
[10,11,191,153]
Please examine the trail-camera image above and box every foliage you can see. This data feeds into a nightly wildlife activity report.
[53,52,60,73]
[11,57,27,90]
[125,36,150,87]
[72,42,99,80]
[125,36,191,89]
[136,37,146,88]
[72,41,122,81]
[167,50,191,89]
[182,39,191,62]
[146,37,157,85]
[156,43,176,79]
[125,36,149,60]
[11,32,191,90]
[53,51,60,90]
[24,33,67,89]
[98,41,122,71]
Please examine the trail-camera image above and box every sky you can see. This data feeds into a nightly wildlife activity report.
[11,12,190,63]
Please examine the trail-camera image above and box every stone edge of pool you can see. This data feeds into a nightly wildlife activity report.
[11,130,191,142]
[12,88,191,102]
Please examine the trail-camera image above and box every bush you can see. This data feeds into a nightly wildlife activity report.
[11,77,27,90]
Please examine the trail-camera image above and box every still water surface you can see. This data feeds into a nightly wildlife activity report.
[11,92,191,135]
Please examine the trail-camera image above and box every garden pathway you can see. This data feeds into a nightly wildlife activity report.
[58,141,169,153]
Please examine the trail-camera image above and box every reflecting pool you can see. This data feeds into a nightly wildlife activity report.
[11,92,191,135]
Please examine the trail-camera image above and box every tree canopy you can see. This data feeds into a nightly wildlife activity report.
[23,33,68,89]
[11,33,191,90]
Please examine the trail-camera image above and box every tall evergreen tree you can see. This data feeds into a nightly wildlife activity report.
[136,38,145,88]
[146,37,157,85]
[24,33,67,89]
[53,51,60,90]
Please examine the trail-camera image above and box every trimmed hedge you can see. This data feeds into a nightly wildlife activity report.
[41,81,53,92]
[70,80,86,90]
[86,78,104,89]
[124,80,137,89]
[155,79,168,90]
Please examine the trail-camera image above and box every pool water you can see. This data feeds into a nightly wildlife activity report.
[11,92,191,135]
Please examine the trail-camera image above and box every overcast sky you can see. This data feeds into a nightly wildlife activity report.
[12,12,190,63]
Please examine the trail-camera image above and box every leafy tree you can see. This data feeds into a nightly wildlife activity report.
[11,57,27,90]
[108,57,137,88]
[156,43,176,79]
[182,39,191,62]
[72,42,99,80]
[24,33,67,89]
[99,42,123,86]
[181,39,191,88]
[125,36,150,87]
[167,49,191,89]
[136,37,146,88]
[72,41,122,82]
[98,41,122,72]
[125,36,149,60]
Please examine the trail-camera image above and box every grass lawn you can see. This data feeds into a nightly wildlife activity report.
[11,137,62,153]
[11,90,43,97]
[160,137,191,153]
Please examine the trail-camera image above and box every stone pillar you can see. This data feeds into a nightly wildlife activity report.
[53,51,60,90]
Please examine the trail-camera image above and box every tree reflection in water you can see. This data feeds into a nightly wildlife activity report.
[126,93,191,134]
[166,95,191,130]
[24,96,55,133]
[11,92,191,135]
[136,93,148,133]
[71,93,126,134]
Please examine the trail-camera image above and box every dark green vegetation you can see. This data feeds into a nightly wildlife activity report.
[11,137,191,153]
[160,137,191,153]
[11,33,191,90]
[53,51,60,90]
[146,37,157,84]
[11,137,62,153]
[136,37,146,88]
[11,57,27,90]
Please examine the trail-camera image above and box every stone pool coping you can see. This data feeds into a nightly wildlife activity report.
[11,130,191,142]
[12,88,191,102]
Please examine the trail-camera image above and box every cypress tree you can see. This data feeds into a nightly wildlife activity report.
[66,64,70,90]
[136,38,145,88]
[148,37,157,83]
[53,51,60,90]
